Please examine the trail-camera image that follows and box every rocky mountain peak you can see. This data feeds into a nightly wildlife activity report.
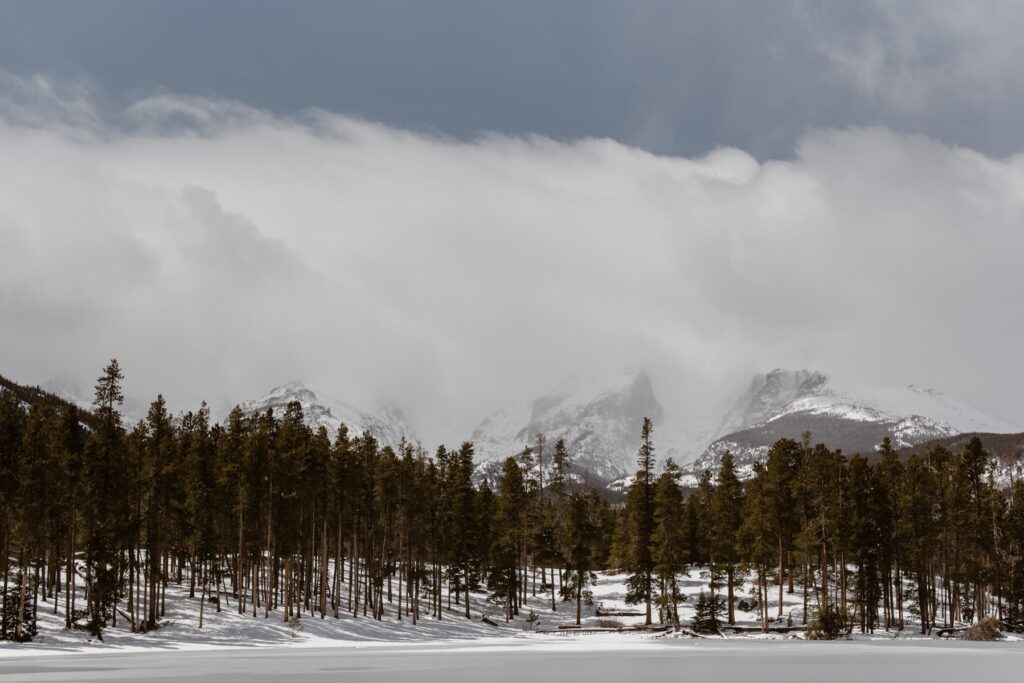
[237,381,415,449]
[471,370,664,482]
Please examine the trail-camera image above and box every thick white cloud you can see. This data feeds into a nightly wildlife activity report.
[1,79,1022,443]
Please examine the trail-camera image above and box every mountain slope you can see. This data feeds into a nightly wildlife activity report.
[1,374,98,429]
[471,371,663,482]
[688,369,1021,478]
[237,381,415,449]
[898,431,1024,488]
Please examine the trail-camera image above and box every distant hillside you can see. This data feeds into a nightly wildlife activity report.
[0,373,98,429]
[897,431,1024,460]
[897,431,1024,487]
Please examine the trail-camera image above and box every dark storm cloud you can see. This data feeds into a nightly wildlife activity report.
[2,1,1024,158]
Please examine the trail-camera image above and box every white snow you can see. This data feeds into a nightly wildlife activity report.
[770,376,1021,434]
[4,559,1010,660]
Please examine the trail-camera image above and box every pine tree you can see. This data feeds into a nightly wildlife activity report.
[0,388,25,641]
[875,436,904,629]
[901,453,938,633]
[1004,481,1024,625]
[448,441,479,619]
[550,438,570,503]
[621,417,656,624]
[489,457,526,621]
[82,359,128,639]
[560,490,598,625]
[142,394,174,631]
[738,462,775,631]
[651,459,686,626]
[845,454,882,633]
[53,404,84,630]
[691,590,724,635]
[12,405,53,641]
[711,450,743,625]
[765,438,800,617]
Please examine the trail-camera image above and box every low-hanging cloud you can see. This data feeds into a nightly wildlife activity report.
[1,74,1022,444]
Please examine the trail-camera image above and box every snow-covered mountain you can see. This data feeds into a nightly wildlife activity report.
[471,371,664,482]
[237,381,415,449]
[687,369,1021,479]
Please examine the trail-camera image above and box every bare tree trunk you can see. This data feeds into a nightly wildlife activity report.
[551,565,556,611]
[577,569,585,626]
[198,562,207,629]
[777,536,785,618]
[66,494,76,630]
[15,555,27,640]
[319,515,328,618]
[726,567,735,625]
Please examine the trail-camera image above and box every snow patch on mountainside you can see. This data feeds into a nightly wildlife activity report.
[766,375,1020,434]
[687,369,1021,478]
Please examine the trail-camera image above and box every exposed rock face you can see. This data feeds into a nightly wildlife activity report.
[471,371,664,483]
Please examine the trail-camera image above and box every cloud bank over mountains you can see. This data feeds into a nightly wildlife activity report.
[1,73,1022,443]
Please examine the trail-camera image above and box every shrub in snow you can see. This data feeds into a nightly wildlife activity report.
[960,618,1003,641]
[522,610,539,631]
[805,602,853,640]
[596,619,625,629]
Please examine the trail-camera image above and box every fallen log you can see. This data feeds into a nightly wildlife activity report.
[537,625,672,636]
[934,626,968,637]
[596,608,646,617]
[721,624,805,633]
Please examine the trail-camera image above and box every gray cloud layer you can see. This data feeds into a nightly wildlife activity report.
[3,2,1024,158]
[1,73,1022,443]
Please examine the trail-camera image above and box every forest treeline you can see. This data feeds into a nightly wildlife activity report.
[1,360,1023,642]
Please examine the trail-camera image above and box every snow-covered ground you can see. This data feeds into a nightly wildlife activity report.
[2,564,1016,661]
[2,638,1023,682]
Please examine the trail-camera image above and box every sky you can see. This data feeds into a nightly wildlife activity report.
[1,1,1022,444]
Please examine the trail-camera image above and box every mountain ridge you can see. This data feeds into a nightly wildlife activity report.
[685,368,1021,479]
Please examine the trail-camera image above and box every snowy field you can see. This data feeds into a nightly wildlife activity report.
[2,640,1023,682]
[2,565,1021,680]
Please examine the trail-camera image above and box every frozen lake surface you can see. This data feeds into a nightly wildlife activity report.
[1,639,1022,682]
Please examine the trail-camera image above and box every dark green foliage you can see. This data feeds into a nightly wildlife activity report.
[0,573,37,642]
[806,601,853,640]
[691,590,725,634]
[711,451,744,625]
[618,417,657,624]
[0,374,98,431]
[559,490,600,624]
[652,459,687,625]
[488,457,526,620]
